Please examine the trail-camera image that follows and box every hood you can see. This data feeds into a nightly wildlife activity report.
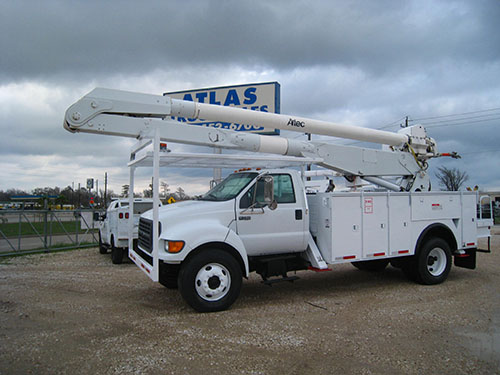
[141,199,236,226]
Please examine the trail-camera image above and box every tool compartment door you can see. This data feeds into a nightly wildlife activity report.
[330,195,362,262]
[361,195,389,258]
[388,194,412,256]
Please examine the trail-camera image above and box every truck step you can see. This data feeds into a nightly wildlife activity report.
[261,276,300,286]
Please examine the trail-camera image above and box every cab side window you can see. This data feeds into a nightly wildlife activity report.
[273,174,295,204]
[239,174,295,209]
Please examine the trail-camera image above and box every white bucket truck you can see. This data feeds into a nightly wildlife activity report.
[64,88,493,312]
[97,198,157,264]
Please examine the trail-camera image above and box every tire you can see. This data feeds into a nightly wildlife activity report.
[98,232,107,254]
[414,238,452,285]
[111,238,124,265]
[178,249,242,312]
[352,259,389,272]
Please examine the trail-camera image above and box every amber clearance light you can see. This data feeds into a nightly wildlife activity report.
[166,240,185,253]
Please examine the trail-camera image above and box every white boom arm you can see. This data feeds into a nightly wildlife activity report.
[64,88,440,191]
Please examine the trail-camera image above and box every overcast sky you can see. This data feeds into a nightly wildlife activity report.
[1,0,499,196]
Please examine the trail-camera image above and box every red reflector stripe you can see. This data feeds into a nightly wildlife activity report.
[466,242,475,246]
[374,252,385,257]
[398,250,410,254]
[140,263,151,274]
[432,203,440,207]
[343,255,356,260]
[456,254,470,258]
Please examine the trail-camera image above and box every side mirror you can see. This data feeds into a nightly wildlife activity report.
[256,175,278,210]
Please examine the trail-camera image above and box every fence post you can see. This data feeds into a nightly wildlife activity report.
[75,210,79,245]
[43,200,48,251]
[18,211,22,251]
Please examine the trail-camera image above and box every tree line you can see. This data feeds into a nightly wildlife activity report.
[0,180,194,209]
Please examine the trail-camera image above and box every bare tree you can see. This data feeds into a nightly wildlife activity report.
[176,186,188,200]
[435,166,469,191]
[160,181,170,198]
[121,184,129,197]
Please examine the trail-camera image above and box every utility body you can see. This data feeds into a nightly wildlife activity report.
[97,198,156,264]
[64,88,493,312]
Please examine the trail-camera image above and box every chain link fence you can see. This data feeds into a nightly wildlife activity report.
[0,209,103,256]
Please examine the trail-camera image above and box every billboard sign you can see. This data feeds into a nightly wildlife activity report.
[164,82,280,135]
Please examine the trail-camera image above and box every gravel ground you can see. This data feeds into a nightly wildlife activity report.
[1,228,499,375]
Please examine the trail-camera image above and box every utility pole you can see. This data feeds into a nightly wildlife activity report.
[306,133,311,181]
[95,179,99,207]
[104,172,108,209]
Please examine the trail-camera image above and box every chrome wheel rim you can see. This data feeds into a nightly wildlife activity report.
[427,248,447,276]
[195,263,231,301]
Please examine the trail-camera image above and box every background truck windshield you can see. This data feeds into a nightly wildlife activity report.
[200,172,257,201]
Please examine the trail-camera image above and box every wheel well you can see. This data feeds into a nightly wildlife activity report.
[187,242,246,276]
[415,224,457,255]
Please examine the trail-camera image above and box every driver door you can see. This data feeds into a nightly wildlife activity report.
[236,173,307,256]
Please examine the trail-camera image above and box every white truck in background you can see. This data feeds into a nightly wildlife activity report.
[64,88,493,312]
[97,198,157,264]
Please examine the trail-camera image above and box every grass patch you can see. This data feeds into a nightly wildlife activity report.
[0,220,97,238]
[0,242,97,260]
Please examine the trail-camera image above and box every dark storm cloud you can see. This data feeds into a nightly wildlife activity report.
[2,0,500,82]
[1,0,499,192]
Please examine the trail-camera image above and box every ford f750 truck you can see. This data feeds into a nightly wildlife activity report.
[64,88,493,312]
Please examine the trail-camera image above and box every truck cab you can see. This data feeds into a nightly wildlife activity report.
[133,169,312,310]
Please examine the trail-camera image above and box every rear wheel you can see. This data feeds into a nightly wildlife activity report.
[414,238,452,285]
[178,249,242,312]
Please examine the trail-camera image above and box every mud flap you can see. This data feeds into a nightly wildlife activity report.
[454,249,476,270]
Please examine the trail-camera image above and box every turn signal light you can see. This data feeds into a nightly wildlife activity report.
[166,240,185,253]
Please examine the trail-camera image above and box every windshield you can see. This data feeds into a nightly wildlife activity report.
[199,172,257,201]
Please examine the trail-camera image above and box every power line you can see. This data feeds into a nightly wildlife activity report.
[423,116,500,128]
[410,106,500,122]
[417,113,500,126]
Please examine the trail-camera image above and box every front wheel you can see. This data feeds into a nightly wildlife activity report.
[178,249,242,312]
[415,238,452,285]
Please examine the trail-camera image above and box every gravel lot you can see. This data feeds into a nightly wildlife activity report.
[1,228,499,375]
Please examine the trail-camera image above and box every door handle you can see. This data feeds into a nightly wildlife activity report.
[295,209,303,220]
